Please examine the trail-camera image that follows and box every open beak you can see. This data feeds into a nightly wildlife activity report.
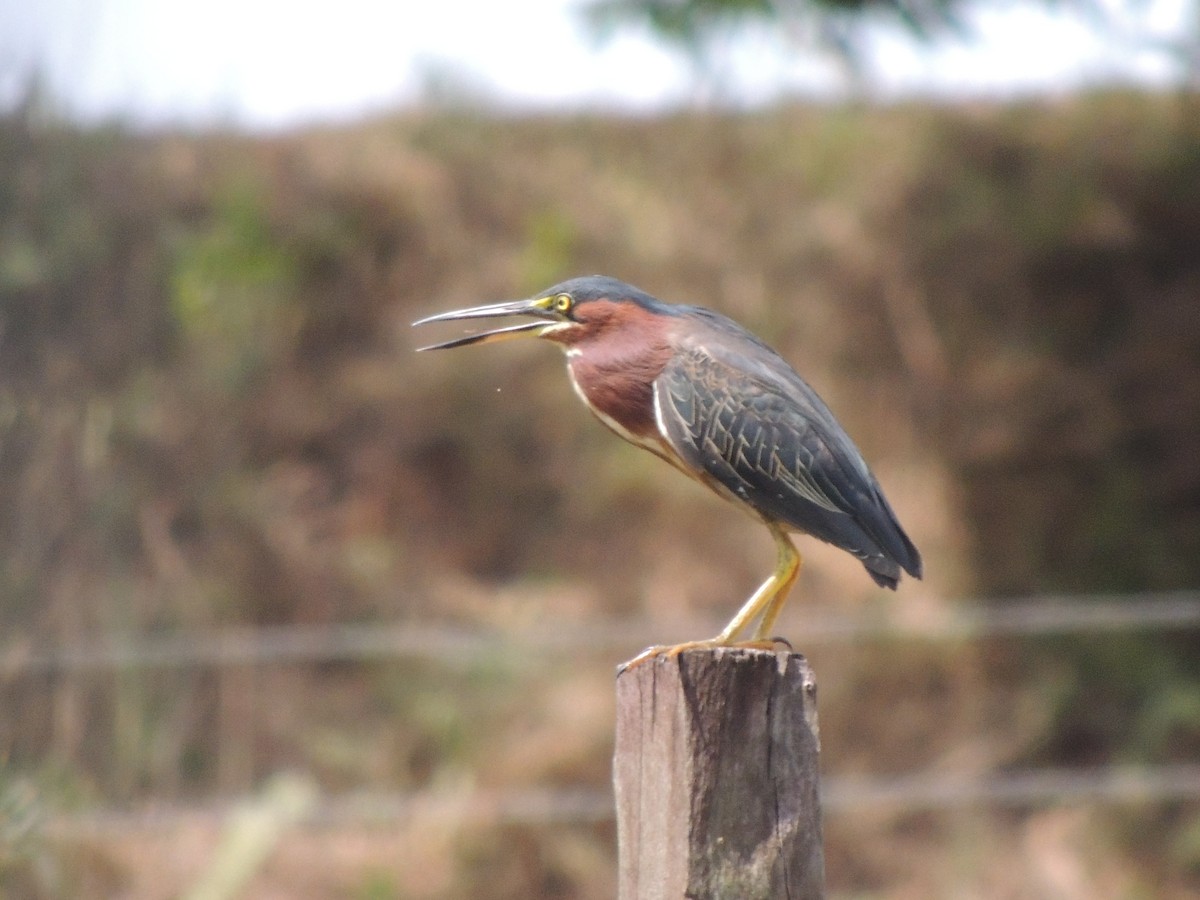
[412,298,559,351]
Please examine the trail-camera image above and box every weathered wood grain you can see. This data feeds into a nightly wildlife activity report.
[614,647,824,899]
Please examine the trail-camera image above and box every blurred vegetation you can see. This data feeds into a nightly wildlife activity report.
[586,0,969,58]
[579,0,1195,84]
[1,92,1199,897]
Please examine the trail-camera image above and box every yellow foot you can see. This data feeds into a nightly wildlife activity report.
[618,638,790,674]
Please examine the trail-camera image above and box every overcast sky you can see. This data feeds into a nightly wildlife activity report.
[0,0,1192,129]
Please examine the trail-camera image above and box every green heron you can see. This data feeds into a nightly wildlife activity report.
[414,275,921,665]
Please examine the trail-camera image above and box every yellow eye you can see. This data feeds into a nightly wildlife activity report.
[553,293,573,314]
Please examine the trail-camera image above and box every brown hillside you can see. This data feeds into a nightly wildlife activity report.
[2,94,1198,898]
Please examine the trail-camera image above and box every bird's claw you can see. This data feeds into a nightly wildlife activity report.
[617,636,795,675]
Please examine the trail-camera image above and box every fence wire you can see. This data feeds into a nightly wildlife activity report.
[38,763,1200,838]
[7,590,1199,836]
[4,590,1199,675]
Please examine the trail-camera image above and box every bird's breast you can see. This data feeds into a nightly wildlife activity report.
[565,343,669,446]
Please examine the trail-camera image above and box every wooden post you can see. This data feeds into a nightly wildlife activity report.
[614,648,824,899]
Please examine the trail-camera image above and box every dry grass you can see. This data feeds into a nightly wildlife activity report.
[2,93,1199,897]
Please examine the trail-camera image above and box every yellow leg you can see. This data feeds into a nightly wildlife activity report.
[752,526,801,640]
[620,523,801,672]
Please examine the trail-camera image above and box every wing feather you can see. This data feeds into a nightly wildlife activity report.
[654,337,921,587]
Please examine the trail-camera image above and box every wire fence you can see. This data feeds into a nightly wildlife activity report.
[39,763,1200,838]
[5,590,1199,675]
[6,590,1200,835]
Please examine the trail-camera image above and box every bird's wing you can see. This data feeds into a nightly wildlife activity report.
[653,340,920,585]
[655,350,839,511]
